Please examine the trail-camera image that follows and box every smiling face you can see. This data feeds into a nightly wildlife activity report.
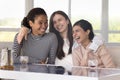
[29,15,48,35]
[52,14,69,34]
[72,25,90,44]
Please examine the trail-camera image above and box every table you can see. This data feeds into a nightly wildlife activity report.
[0,64,120,80]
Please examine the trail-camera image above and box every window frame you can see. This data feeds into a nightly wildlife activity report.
[1,0,120,49]
[0,0,33,48]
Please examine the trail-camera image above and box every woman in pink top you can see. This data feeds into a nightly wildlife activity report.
[72,19,115,68]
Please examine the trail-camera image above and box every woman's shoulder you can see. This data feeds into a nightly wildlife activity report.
[98,44,107,50]
[45,32,57,38]
[46,32,56,35]
[43,32,57,42]
[96,44,108,55]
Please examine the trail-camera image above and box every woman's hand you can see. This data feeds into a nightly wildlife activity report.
[17,26,29,44]
[81,49,91,66]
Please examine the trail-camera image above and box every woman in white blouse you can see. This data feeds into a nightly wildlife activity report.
[49,11,73,69]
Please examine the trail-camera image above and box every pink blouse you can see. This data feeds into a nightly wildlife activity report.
[72,44,115,68]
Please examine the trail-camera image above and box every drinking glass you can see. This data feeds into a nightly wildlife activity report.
[20,56,29,65]
[88,59,98,67]
[88,52,98,67]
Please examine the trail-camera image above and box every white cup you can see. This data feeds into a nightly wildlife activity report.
[20,56,29,65]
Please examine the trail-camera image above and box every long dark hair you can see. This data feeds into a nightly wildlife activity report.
[21,7,47,29]
[73,19,94,41]
[49,11,73,59]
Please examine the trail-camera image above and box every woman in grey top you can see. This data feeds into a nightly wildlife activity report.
[13,8,58,64]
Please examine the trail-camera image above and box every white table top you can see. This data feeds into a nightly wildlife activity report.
[0,64,120,80]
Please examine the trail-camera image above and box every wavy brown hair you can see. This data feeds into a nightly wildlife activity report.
[49,11,73,59]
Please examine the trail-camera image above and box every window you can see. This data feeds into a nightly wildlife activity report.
[0,0,25,42]
[109,0,120,43]
[71,0,101,33]
[34,0,69,20]
[3,0,118,44]
[33,0,120,44]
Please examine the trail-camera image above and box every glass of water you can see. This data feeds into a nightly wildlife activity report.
[88,52,98,67]
[20,56,29,65]
[88,59,98,67]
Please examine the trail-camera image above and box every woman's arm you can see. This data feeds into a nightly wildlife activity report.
[73,46,91,67]
[12,33,23,63]
[17,26,29,44]
[72,48,82,66]
[89,35,104,52]
[98,45,116,68]
[47,33,58,64]
[17,17,31,44]
[80,50,89,66]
